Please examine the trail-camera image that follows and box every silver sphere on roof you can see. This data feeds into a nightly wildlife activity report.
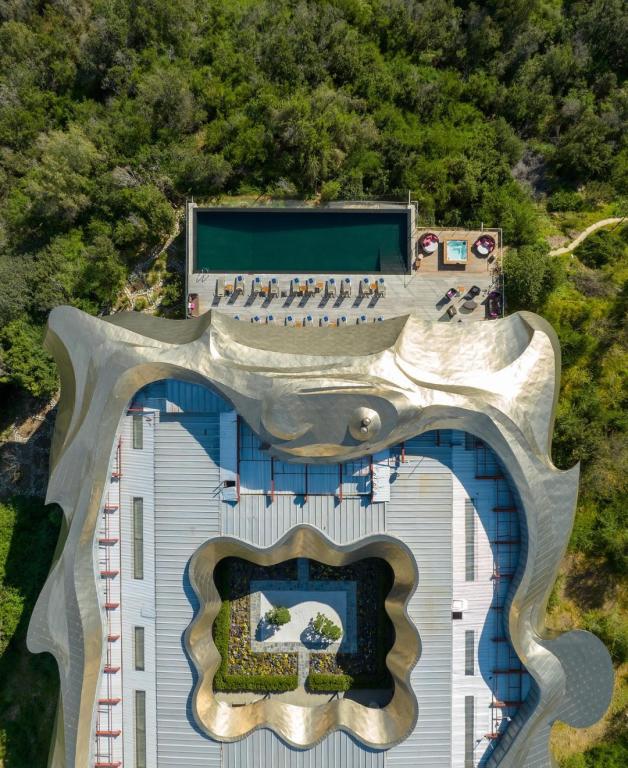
[349,407,381,441]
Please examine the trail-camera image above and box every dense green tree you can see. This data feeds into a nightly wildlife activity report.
[561,736,628,768]
[574,228,627,269]
[0,254,30,326]
[503,246,550,309]
[0,3,624,765]
[78,234,127,312]
[7,126,102,235]
[0,497,61,765]
[0,320,57,399]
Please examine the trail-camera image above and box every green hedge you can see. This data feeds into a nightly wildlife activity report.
[212,566,298,693]
[212,592,231,661]
[307,670,392,692]
[215,671,298,692]
[307,673,352,692]
[307,560,394,692]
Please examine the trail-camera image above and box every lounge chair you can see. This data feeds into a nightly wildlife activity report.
[375,278,386,297]
[269,278,279,298]
[358,277,372,297]
[340,278,352,298]
[215,278,225,297]
[326,279,337,298]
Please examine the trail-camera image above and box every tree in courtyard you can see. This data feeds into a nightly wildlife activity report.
[312,612,342,642]
[265,606,291,626]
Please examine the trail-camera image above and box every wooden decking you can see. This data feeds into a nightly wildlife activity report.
[416,228,500,274]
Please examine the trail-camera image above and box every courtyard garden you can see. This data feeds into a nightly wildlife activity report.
[308,559,394,692]
[212,555,394,695]
[213,557,299,692]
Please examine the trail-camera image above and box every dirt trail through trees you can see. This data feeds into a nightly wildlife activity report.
[549,217,625,256]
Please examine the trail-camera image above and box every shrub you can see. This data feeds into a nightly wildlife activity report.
[320,180,341,202]
[212,576,297,693]
[503,245,555,310]
[574,229,626,269]
[0,319,58,399]
[307,673,352,692]
[214,671,298,693]
[312,612,342,642]
[582,739,628,768]
[581,610,628,665]
[547,190,584,212]
[561,755,586,768]
[265,606,291,626]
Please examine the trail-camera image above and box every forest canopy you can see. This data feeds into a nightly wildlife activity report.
[0,0,626,400]
[0,4,626,767]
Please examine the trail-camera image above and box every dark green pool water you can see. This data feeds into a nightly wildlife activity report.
[194,209,409,273]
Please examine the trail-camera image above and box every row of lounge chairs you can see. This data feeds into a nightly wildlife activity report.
[234,314,386,326]
[215,276,386,299]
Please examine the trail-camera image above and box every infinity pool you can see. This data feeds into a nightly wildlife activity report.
[193,208,410,273]
[445,239,468,264]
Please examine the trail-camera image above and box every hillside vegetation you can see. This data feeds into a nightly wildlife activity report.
[0,1,625,766]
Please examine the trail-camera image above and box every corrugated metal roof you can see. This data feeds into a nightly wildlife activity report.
[386,439,454,767]
[154,415,222,768]
[219,410,238,501]
[223,729,384,768]
[240,459,272,494]
[306,463,340,495]
[119,413,158,768]
[222,493,385,546]
[165,379,231,414]
[449,438,530,767]
[116,382,531,768]
[372,450,391,502]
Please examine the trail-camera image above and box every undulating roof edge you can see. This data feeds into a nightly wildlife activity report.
[27,305,613,768]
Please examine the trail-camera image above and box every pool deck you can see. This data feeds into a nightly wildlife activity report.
[416,228,500,274]
[188,270,499,324]
[185,206,502,323]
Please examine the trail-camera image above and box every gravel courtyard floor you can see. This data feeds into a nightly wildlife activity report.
[256,589,348,644]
